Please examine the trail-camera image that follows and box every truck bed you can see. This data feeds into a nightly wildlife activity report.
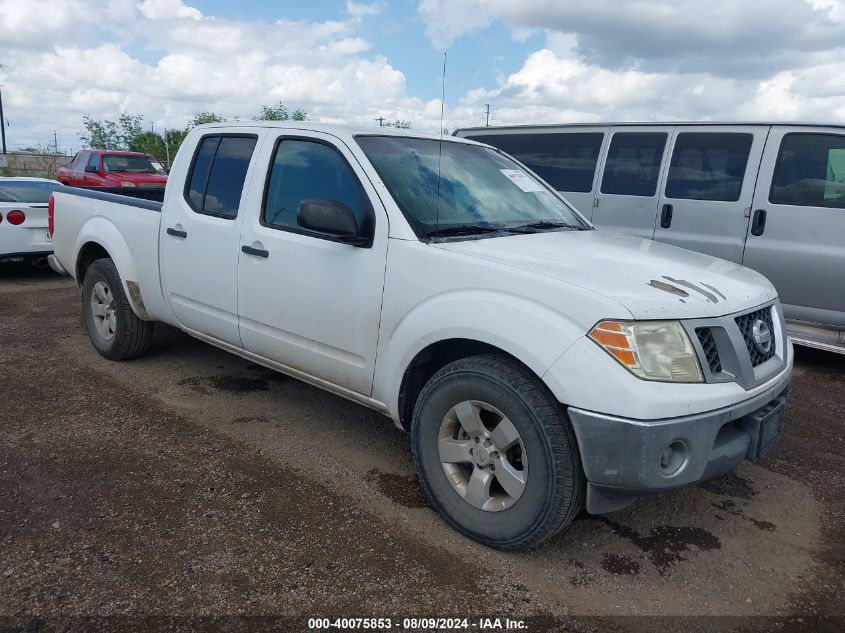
[51,186,168,322]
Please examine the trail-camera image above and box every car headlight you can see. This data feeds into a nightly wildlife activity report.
[120,181,137,188]
[589,320,703,383]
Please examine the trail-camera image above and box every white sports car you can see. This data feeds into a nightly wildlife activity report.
[0,177,62,266]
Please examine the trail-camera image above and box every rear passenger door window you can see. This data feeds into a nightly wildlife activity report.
[769,133,845,208]
[665,133,753,202]
[600,132,667,197]
[185,135,258,219]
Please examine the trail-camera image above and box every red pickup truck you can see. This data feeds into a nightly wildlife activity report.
[57,150,168,190]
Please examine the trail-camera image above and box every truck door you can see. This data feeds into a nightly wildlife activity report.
[591,126,673,239]
[160,132,261,346]
[236,132,388,395]
[743,126,845,328]
[652,126,767,262]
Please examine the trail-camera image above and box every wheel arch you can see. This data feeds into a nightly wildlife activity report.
[74,219,151,320]
[396,338,555,432]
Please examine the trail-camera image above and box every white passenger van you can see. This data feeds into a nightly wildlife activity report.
[454,123,845,353]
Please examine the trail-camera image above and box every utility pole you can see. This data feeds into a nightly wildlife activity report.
[150,121,155,133]
[163,128,171,170]
[52,130,58,154]
[0,87,7,155]
[484,103,490,127]
[375,116,385,127]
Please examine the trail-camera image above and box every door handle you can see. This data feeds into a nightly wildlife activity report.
[242,244,269,258]
[166,227,188,238]
[660,203,673,229]
[751,209,767,236]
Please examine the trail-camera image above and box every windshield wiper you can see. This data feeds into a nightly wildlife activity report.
[425,224,505,239]
[507,220,589,233]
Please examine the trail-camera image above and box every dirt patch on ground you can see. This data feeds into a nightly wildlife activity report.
[365,469,429,509]
[1,267,843,631]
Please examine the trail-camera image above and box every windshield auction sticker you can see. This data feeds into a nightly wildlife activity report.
[499,169,544,193]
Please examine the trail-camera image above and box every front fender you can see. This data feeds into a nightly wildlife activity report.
[74,217,150,320]
[373,289,588,420]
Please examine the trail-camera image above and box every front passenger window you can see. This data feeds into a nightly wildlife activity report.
[263,139,372,235]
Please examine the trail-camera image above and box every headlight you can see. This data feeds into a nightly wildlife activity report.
[120,181,137,188]
[589,320,703,383]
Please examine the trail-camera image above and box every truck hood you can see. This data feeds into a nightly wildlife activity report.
[434,230,777,320]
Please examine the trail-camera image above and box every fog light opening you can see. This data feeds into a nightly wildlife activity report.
[659,441,687,476]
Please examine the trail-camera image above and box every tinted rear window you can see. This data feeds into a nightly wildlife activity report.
[185,135,258,218]
[770,133,845,208]
[600,132,667,197]
[665,133,753,202]
[465,132,603,193]
[0,181,61,203]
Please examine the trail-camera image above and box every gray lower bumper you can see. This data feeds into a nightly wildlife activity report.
[568,372,792,514]
[47,254,69,276]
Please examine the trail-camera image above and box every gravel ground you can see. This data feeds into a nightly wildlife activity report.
[0,266,843,633]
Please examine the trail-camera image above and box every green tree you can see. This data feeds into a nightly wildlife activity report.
[190,111,225,127]
[163,128,188,164]
[80,113,144,150]
[129,130,166,160]
[255,102,308,121]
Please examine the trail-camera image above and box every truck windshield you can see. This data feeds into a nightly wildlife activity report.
[103,155,165,174]
[355,135,590,239]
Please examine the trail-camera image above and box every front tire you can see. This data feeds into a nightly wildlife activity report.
[411,354,585,550]
[81,258,153,360]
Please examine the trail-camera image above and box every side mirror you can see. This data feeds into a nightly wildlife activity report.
[297,199,371,247]
[84,165,98,174]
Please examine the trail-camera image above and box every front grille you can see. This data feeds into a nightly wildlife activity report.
[696,327,722,373]
[735,307,776,367]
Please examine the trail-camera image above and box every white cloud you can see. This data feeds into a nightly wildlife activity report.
[346,1,385,20]
[0,4,416,150]
[2,0,845,152]
[137,0,201,21]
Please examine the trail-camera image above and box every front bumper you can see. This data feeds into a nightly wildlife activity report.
[569,368,792,514]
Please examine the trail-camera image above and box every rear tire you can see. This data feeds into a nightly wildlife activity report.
[82,258,153,360]
[411,354,585,550]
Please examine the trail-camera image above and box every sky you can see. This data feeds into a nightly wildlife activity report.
[1,0,845,153]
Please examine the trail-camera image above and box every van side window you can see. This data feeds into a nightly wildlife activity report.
[600,132,667,197]
[770,133,845,208]
[185,135,258,219]
[665,133,752,202]
[262,139,373,237]
[465,132,603,193]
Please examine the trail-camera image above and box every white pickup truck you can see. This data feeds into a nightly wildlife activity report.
[49,123,793,550]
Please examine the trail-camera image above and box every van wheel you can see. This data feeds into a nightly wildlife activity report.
[81,258,153,360]
[411,354,585,550]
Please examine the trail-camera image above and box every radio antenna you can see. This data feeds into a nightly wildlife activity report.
[434,52,446,238]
